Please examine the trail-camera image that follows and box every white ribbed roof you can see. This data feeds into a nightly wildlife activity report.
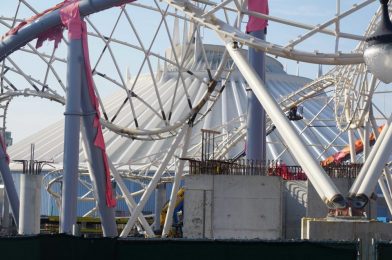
[8,44,346,170]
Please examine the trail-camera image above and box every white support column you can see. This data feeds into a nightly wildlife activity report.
[371,113,392,199]
[231,81,245,126]
[349,117,391,196]
[162,126,192,237]
[221,83,230,159]
[384,168,392,196]
[363,122,371,161]
[81,130,154,237]
[379,174,392,216]
[107,160,155,237]
[368,113,392,215]
[194,27,202,63]
[223,40,344,207]
[352,109,392,206]
[348,130,357,163]
[356,120,392,201]
[120,124,189,237]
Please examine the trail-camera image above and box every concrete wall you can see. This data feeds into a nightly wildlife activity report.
[302,218,392,260]
[183,175,283,239]
[183,176,384,241]
[283,180,307,239]
[183,175,213,238]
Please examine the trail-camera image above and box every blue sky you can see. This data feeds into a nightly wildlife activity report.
[0,0,381,143]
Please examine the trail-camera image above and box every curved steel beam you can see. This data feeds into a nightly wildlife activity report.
[163,0,367,65]
[0,0,131,61]
[0,90,65,104]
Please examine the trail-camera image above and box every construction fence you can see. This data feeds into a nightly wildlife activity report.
[0,234,358,260]
[376,241,392,260]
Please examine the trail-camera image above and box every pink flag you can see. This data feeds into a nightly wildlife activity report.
[246,0,269,33]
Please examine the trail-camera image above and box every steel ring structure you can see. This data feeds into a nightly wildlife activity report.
[0,0,230,141]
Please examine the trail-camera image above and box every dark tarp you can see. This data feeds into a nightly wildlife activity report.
[0,234,357,260]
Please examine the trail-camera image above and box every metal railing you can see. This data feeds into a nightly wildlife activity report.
[187,159,362,180]
[323,162,362,179]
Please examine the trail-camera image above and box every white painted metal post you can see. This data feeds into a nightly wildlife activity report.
[162,125,192,237]
[224,40,344,207]
[120,124,188,237]
[247,30,266,163]
[61,38,83,234]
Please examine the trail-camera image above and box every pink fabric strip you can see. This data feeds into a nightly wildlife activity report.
[60,2,83,40]
[60,1,116,207]
[246,0,269,33]
[36,25,63,49]
[1,1,67,43]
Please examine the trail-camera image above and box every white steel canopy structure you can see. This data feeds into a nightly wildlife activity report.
[8,48,343,169]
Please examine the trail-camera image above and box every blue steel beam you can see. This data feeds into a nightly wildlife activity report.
[0,146,19,225]
[246,30,266,163]
[61,38,83,234]
[80,66,118,237]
